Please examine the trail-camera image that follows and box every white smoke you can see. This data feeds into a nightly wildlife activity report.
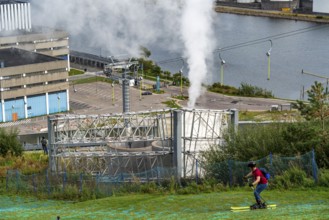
[31,0,215,108]
[31,0,182,56]
[180,0,215,108]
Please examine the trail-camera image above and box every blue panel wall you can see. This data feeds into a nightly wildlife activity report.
[48,91,68,114]
[14,98,25,120]
[4,98,24,121]
[27,94,47,118]
[0,102,2,122]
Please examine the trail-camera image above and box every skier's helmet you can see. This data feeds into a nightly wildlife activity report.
[247,161,256,168]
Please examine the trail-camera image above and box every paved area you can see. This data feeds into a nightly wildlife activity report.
[13,70,292,135]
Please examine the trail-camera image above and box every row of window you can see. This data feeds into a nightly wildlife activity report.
[1,68,67,80]
[1,79,68,91]
[0,37,69,47]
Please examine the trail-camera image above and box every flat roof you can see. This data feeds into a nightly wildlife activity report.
[0,48,60,67]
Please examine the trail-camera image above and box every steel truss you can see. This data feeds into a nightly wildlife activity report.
[48,108,232,179]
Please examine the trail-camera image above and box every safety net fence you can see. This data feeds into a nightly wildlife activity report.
[5,150,317,196]
[203,150,318,186]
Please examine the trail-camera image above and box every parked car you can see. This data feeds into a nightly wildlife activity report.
[142,91,152,95]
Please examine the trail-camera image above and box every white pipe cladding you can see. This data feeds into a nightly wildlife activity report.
[0,3,31,31]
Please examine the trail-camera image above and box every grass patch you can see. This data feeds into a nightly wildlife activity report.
[172,95,188,100]
[1,189,329,219]
[239,110,302,121]
[0,152,48,177]
[208,82,274,98]
[162,100,181,109]
[73,76,113,85]
[69,68,84,76]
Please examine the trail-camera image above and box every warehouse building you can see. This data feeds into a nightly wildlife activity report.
[0,0,70,68]
[0,47,69,122]
[0,0,70,122]
[313,0,329,14]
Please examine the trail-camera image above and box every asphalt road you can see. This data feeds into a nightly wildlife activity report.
[13,70,292,135]
[68,71,293,116]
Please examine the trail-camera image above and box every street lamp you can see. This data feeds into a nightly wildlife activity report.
[111,82,115,105]
[219,52,226,86]
[266,40,273,80]
[179,59,184,95]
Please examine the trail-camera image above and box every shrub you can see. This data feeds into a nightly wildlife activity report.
[0,128,23,157]
[318,169,329,187]
[238,82,274,98]
[271,167,315,189]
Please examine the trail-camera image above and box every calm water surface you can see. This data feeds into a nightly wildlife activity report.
[72,13,329,100]
[151,13,329,100]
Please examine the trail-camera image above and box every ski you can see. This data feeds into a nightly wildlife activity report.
[230,204,277,210]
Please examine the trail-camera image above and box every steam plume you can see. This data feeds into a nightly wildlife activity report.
[31,0,215,108]
[181,0,215,108]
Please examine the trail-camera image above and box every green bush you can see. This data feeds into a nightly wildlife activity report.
[238,82,274,98]
[318,169,329,187]
[205,121,329,168]
[0,128,23,157]
[271,167,315,189]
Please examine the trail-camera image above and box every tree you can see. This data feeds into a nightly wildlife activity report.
[139,46,151,58]
[0,127,23,157]
[294,81,329,129]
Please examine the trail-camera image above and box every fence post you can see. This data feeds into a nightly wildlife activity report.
[96,173,100,193]
[46,170,50,196]
[156,167,160,185]
[312,148,318,183]
[6,170,8,190]
[195,159,199,184]
[228,160,232,187]
[62,171,66,192]
[33,174,36,194]
[79,173,83,194]
[16,170,19,191]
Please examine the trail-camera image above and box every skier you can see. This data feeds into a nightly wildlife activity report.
[244,161,268,209]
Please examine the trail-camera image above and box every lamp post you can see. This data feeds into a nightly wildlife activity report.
[179,59,184,95]
[111,82,115,105]
[219,52,226,86]
[266,40,273,80]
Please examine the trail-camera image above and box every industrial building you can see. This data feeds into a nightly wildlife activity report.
[216,0,329,13]
[313,0,329,14]
[0,0,70,67]
[0,0,70,122]
[0,47,69,122]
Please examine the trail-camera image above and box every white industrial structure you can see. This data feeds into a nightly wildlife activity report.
[313,0,329,14]
[0,1,31,32]
[47,109,237,180]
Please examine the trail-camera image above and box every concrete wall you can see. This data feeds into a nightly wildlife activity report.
[0,60,68,99]
[0,59,69,122]
[313,0,329,14]
[0,31,69,58]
